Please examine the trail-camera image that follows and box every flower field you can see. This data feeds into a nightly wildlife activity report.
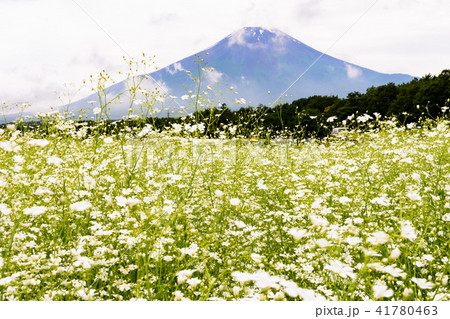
[0,115,449,301]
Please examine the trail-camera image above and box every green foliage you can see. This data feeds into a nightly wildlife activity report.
[0,58,450,301]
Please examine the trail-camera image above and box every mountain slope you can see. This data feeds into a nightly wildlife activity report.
[65,26,414,119]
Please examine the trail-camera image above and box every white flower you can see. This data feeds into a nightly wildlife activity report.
[345,237,362,246]
[367,231,390,245]
[181,95,189,100]
[252,270,280,289]
[390,247,401,259]
[231,271,252,284]
[12,155,24,164]
[229,198,241,206]
[324,259,356,279]
[400,221,417,241]
[84,176,96,190]
[310,215,329,227]
[27,139,50,147]
[0,141,20,152]
[115,196,128,207]
[47,156,64,166]
[256,179,268,190]
[316,238,332,248]
[234,220,246,229]
[339,196,351,204]
[231,270,281,290]
[411,277,434,289]
[117,283,131,292]
[443,213,450,222]
[288,228,308,241]
[177,270,195,284]
[174,290,184,301]
[73,256,93,269]
[34,187,53,196]
[373,283,394,299]
[297,288,326,301]
[403,287,413,297]
[0,276,13,285]
[93,107,101,115]
[0,204,12,215]
[180,243,199,257]
[186,277,201,288]
[406,190,422,201]
[127,197,141,207]
[370,196,390,206]
[23,206,47,217]
[171,123,183,134]
[70,200,92,212]
[250,253,263,263]
[381,265,407,279]
[327,116,337,123]
[103,137,114,144]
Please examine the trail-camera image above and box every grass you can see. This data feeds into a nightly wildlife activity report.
[0,110,449,300]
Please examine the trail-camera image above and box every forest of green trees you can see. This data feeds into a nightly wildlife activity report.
[171,69,450,138]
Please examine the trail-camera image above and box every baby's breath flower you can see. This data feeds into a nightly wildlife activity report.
[47,156,64,166]
[324,259,356,279]
[186,277,201,289]
[250,253,263,263]
[373,283,393,299]
[234,220,246,229]
[288,228,308,241]
[103,136,113,144]
[13,155,25,164]
[367,231,390,245]
[23,206,47,217]
[400,221,417,241]
[411,277,435,289]
[345,237,362,246]
[338,196,351,204]
[406,190,422,201]
[390,247,401,259]
[0,204,12,215]
[229,198,241,206]
[70,200,92,212]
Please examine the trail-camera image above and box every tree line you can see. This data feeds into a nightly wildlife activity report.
[174,69,450,138]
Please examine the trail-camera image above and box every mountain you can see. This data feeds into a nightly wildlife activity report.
[64,27,415,119]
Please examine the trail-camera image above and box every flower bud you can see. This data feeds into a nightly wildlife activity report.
[390,247,401,260]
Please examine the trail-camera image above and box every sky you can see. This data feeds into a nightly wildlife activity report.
[0,0,449,113]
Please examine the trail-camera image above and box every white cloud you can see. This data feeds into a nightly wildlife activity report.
[167,62,185,75]
[206,69,223,83]
[269,28,289,54]
[227,28,247,47]
[345,64,363,79]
